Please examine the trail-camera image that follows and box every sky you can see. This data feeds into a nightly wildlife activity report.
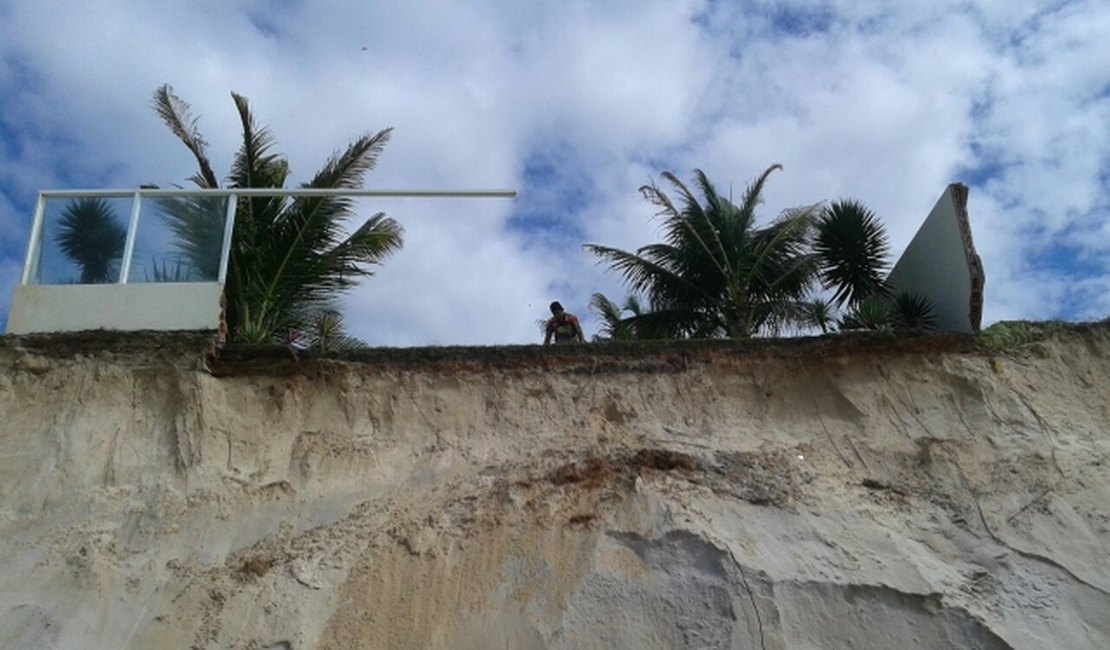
[1,0,1107,346]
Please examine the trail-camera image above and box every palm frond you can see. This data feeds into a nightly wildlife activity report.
[230,92,287,190]
[736,163,783,229]
[308,129,393,190]
[593,292,623,319]
[156,195,227,280]
[258,130,397,308]
[303,307,365,353]
[655,170,731,280]
[625,306,710,339]
[583,243,705,303]
[152,85,219,188]
[690,169,736,277]
[589,293,625,341]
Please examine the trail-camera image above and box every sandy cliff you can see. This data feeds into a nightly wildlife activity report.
[1,327,1108,649]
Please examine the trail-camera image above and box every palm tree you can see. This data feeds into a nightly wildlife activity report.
[803,297,836,334]
[590,293,626,341]
[155,195,228,281]
[813,200,890,308]
[590,292,689,341]
[152,84,404,342]
[55,197,127,283]
[837,290,936,332]
[584,165,819,339]
[813,199,937,332]
[304,307,365,353]
[590,293,646,341]
[889,291,938,331]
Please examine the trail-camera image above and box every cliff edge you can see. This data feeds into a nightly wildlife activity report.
[1,326,1108,649]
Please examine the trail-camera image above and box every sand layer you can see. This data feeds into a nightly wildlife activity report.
[1,327,1108,649]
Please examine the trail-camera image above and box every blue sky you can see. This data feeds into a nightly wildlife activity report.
[1,0,1107,345]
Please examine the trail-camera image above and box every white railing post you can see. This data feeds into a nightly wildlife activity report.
[20,193,48,285]
[118,191,144,284]
[218,193,237,282]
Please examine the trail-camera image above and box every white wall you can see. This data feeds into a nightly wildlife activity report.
[5,283,223,334]
[887,184,985,333]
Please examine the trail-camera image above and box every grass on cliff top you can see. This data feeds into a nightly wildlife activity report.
[976,317,1109,351]
[4,318,1107,363]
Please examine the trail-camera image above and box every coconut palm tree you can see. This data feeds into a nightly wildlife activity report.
[54,197,127,283]
[803,297,837,334]
[590,293,627,341]
[304,307,365,353]
[584,165,819,339]
[589,292,692,341]
[152,84,404,342]
[155,194,228,281]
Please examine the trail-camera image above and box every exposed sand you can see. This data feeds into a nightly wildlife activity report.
[1,327,1107,649]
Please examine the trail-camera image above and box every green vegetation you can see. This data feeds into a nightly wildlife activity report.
[589,293,664,341]
[155,195,227,282]
[303,307,365,353]
[54,197,126,283]
[977,320,1074,350]
[586,165,936,340]
[153,84,403,344]
[813,199,937,333]
[585,165,818,339]
[814,199,889,308]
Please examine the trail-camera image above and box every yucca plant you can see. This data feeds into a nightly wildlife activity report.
[838,291,937,333]
[814,199,938,333]
[891,291,938,331]
[813,199,891,308]
[839,296,894,331]
[54,197,127,284]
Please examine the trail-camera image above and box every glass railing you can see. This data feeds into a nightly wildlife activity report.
[24,190,234,286]
[20,187,517,288]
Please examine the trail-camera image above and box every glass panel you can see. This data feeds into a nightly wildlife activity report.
[127,195,230,283]
[32,196,133,284]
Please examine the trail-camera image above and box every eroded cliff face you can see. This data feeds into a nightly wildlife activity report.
[1,328,1108,649]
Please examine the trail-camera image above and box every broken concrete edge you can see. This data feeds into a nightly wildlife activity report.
[947,183,986,332]
[885,183,985,334]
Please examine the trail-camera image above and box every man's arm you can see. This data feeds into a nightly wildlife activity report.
[543,320,553,345]
[573,316,585,342]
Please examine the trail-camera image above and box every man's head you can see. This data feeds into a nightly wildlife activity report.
[549,301,564,315]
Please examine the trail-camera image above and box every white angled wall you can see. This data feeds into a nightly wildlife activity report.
[887,184,985,333]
